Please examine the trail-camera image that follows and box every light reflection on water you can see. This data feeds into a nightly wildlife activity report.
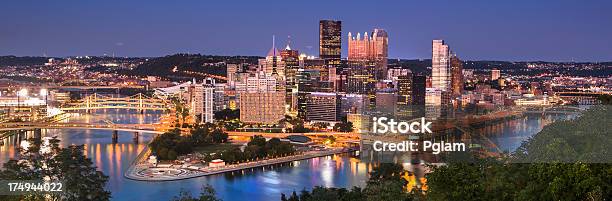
[0,110,370,201]
[0,110,574,200]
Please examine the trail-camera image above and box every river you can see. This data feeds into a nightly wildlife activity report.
[0,110,573,201]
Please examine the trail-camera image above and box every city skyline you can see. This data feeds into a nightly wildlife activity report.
[1,0,611,62]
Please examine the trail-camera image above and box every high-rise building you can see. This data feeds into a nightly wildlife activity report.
[301,57,332,91]
[397,74,413,105]
[239,92,285,124]
[450,55,464,97]
[412,74,426,106]
[376,90,397,115]
[281,37,300,85]
[319,20,342,69]
[347,29,388,77]
[280,37,300,112]
[432,40,451,92]
[259,36,286,79]
[235,71,277,93]
[491,69,501,80]
[184,79,215,123]
[227,64,242,88]
[303,92,341,122]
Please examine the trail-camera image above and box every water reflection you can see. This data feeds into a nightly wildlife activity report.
[0,110,573,200]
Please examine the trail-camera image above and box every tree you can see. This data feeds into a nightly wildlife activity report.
[0,137,110,201]
[150,129,194,160]
[312,122,330,130]
[333,121,354,132]
[172,184,222,201]
[214,109,240,121]
[211,129,228,143]
[425,106,612,201]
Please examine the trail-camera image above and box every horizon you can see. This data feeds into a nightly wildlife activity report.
[3,53,612,63]
[1,0,611,62]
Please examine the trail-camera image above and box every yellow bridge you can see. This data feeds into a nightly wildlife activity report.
[61,93,169,112]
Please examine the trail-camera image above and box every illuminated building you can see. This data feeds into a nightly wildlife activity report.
[491,69,501,80]
[319,20,342,69]
[235,71,277,93]
[450,55,464,97]
[397,74,413,105]
[239,91,285,124]
[302,92,341,122]
[281,37,300,85]
[280,38,300,111]
[387,68,410,83]
[432,40,451,92]
[347,29,389,94]
[226,64,241,88]
[340,93,366,115]
[300,58,332,91]
[185,79,215,123]
[258,36,286,81]
[347,29,388,80]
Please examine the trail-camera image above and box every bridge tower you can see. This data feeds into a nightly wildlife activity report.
[133,132,139,144]
[112,130,118,144]
[138,93,144,114]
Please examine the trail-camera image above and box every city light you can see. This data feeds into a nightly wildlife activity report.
[17,88,28,97]
[40,88,48,97]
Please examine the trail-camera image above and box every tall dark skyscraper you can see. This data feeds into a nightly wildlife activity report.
[319,20,341,67]
[450,54,464,97]
[412,74,426,106]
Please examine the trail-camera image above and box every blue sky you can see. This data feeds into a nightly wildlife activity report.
[1,0,611,61]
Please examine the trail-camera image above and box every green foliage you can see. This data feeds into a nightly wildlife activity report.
[190,123,229,145]
[150,129,193,160]
[312,122,330,130]
[218,135,295,163]
[425,106,612,201]
[171,184,222,201]
[281,163,413,201]
[214,109,240,121]
[333,121,354,132]
[0,137,110,201]
[152,124,230,160]
[597,94,611,105]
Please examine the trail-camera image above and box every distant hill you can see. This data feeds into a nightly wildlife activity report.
[126,54,261,79]
[0,56,51,66]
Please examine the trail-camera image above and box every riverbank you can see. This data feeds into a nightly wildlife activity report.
[125,148,354,181]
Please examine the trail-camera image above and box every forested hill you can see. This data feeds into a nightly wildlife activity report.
[126,54,261,77]
[0,56,50,66]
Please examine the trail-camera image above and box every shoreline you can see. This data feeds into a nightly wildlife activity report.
[125,148,355,181]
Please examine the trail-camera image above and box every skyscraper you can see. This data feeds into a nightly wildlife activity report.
[281,38,299,86]
[432,40,451,92]
[319,20,341,91]
[319,20,342,68]
[280,37,300,112]
[347,29,389,80]
[450,54,464,97]
[397,73,413,105]
[412,74,426,106]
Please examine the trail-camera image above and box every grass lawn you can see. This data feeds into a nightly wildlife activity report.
[193,143,241,155]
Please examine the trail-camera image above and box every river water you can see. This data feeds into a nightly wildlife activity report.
[0,110,573,201]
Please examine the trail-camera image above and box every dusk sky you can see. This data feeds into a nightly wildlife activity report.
[1,0,611,61]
